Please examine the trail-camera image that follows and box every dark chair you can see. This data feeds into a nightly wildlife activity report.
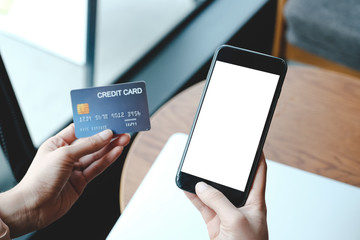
[272,0,360,79]
[0,53,36,183]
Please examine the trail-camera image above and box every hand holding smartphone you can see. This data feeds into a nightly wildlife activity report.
[176,45,287,207]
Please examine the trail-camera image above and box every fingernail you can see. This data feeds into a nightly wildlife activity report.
[0,219,9,238]
[196,182,208,194]
[119,134,130,146]
[98,129,113,140]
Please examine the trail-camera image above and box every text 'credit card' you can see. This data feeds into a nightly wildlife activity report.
[71,81,151,138]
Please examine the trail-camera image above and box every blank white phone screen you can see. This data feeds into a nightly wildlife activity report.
[181,60,279,191]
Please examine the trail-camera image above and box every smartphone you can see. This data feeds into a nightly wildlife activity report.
[176,45,287,207]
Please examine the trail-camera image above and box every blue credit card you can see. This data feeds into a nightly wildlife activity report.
[70,81,151,138]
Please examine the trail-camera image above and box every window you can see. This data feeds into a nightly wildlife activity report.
[0,0,205,146]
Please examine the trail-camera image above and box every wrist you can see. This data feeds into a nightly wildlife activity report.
[0,184,38,238]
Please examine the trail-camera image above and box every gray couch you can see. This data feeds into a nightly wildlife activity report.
[284,0,360,71]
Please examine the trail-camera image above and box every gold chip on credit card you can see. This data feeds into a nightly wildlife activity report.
[77,103,89,114]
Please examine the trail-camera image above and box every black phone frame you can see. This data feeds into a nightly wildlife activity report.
[176,45,287,207]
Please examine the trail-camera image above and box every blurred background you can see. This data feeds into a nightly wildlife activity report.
[1,0,358,239]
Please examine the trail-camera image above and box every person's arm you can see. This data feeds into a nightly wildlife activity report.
[0,124,130,238]
[185,153,268,240]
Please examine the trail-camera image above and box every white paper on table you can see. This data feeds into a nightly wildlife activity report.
[107,133,360,240]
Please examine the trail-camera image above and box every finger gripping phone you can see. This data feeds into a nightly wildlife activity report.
[176,45,287,207]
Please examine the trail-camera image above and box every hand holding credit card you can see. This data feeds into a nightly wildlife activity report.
[71,81,151,138]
